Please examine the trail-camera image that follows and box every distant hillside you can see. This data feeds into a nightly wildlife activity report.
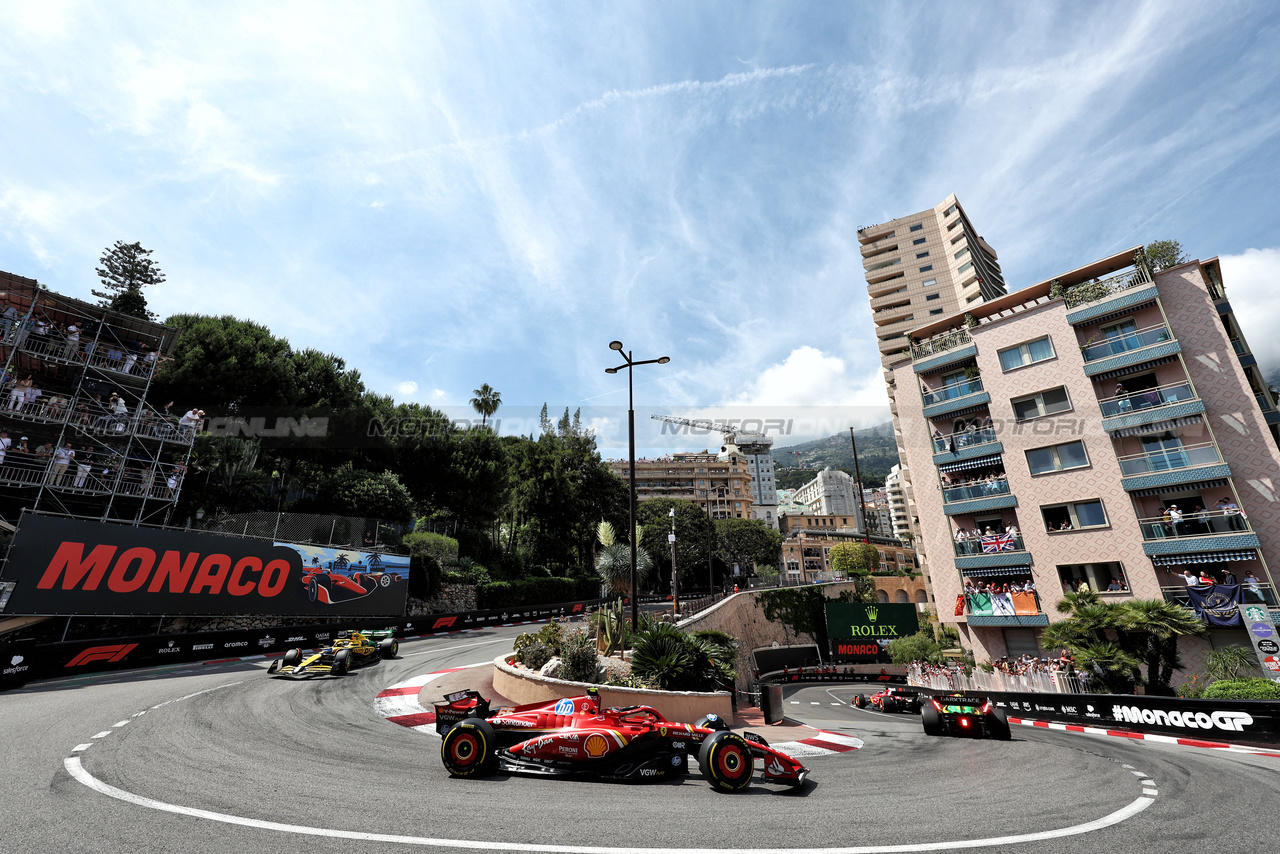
[772,422,899,487]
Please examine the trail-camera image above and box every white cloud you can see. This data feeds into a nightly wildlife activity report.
[1220,248,1280,378]
[732,346,887,408]
[431,389,447,400]
[396,381,418,396]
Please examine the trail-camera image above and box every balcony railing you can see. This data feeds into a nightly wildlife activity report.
[1080,324,1172,362]
[911,327,972,360]
[1231,339,1246,356]
[954,533,1025,556]
[1117,442,1222,476]
[922,377,984,406]
[934,427,997,453]
[1060,264,1154,309]
[1099,380,1196,418]
[1138,509,1251,541]
[1162,583,1276,608]
[943,478,1010,504]
[866,257,902,272]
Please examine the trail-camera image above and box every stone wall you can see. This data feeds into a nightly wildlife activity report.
[406,584,477,616]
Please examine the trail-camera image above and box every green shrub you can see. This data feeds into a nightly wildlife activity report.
[1201,677,1280,701]
[402,530,460,567]
[476,577,600,610]
[630,623,732,692]
[606,671,651,689]
[519,641,553,671]
[1175,675,1206,699]
[558,630,600,684]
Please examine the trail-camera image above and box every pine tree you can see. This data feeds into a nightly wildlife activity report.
[93,241,165,320]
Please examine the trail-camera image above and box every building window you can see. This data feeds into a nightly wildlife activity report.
[909,223,924,232]
[921,278,938,287]
[954,246,970,260]
[1012,387,1072,421]
[916,251,930,259]
[943,204,957,216]
[925,294,940,301]
[1041,500,1108,531]
[998,337,1056,371]
[1026,441,1090,475]
[1057,562,1129,594]
[913,237,926,245]
[929,309,944,315]
[958,261,973,273]
[919,265,933,272]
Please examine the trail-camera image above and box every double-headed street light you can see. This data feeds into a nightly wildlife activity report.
[605,340,670,632]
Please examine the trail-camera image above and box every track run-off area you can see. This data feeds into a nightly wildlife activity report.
[4,623,1278,854]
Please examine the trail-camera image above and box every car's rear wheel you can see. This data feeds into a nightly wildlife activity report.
[306,576,319,602]
[442,719,496,777]
[921,703,943,736]
[699,731,754,793]
[695,714,729,732]
[378,638,399,659]
[282,648,302,667]
[987,707,1012,741]
[332,648,351,675]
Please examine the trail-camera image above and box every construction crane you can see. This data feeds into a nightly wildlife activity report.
[649,415,771,455]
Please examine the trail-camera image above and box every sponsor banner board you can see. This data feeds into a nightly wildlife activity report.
[0,515,408,618]
[826,603,920,662]
[916,687,1280,744]
[0,598,606,691]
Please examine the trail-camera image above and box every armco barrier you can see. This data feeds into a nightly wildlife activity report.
[0,598,606,692]
[916,686,1280,746]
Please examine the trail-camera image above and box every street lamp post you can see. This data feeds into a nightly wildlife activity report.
[668,507,678,617]
[606,341,670,633]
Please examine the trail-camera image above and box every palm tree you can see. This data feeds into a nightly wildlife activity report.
[1117,598,1204,696]
[469,384,502,428]
[594,521,653,598]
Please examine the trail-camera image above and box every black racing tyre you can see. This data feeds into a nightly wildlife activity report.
[282,648,302,667]
[987,707,1012,741]
[921,703,943,736]
[307,576,319,602]
[332,648,351,675]
[351,573,364,589]
[699,731,754,793]
[441,719,497,777]
[378,637,399,659]
[695,714,730,732]
[853,694,867,709]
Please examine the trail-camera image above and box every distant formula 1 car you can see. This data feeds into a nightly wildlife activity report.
[853,686,922,714]
[433,688,809,792]
[268,629,399,678]
[301,567,398,605]
[920,694,1011,739]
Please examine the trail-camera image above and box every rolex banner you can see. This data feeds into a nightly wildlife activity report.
[0,513,409,618]
[826,602,920,663]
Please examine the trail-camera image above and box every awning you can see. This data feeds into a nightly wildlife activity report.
[939,454,1002,473]
[960,567,1033,578]
[1109,415,1204,437]
[1129,478,1228,498]
[1151,550,1258,566]
[1082,300,1158,327]
[1093,355,1178,381]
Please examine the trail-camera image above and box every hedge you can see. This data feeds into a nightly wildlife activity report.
[1201,677,1280,701]
[476,577,602,610]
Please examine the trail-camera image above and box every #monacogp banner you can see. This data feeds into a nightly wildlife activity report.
[0,514,409,617]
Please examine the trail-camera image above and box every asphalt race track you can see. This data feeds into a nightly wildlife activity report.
[3,624,1278,854]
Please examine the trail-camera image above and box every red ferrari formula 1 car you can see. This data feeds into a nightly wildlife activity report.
[433,688,809,792]
[853,686,922,714]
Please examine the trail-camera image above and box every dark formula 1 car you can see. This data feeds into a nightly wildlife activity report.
[301,567,391,605]
[433,688,809,792]
[853,686,922,714]
[268,628,399,678]
[920,694,1011,740]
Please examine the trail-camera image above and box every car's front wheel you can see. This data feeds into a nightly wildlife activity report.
[699,731,754,793]
[378,638,399,659]
[442,719,496,777]
[282,648,302,667]
[853,694,867,709]
[331,648,351,675]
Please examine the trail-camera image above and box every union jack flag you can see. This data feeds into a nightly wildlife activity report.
[981,534,1014,553]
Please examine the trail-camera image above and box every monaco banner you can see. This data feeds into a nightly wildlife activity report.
[0,514,409,617]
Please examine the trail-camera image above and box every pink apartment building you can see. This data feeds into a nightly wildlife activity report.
[890,248,1280,667]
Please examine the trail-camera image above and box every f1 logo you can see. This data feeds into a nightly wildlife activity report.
[65,644,138,667]
[432,616,458,629]
[572,604,583,613]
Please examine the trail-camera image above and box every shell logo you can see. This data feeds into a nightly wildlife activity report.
[584,734,609,758]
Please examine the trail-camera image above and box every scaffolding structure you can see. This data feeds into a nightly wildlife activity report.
[0,270,194,526]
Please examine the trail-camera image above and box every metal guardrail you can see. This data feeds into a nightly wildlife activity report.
[1060,264,1154,309]
[911,328,972,360]
[1080,323,1172,362]
[1099,381,1196,417]
[922,377,984,406]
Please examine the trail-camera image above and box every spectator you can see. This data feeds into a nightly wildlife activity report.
[8,374,32,411]
[1243,571,1265,603]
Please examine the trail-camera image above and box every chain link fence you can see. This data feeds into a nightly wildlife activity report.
[195,511,411,554]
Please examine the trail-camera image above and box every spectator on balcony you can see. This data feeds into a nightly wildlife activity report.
[1189,504,1209,535]
[1005,522,1020,537]
[123,340,142,374]
[142,345,159,374]
[934,429,947,452]
[1106,578,1123,591]
[1197,569,1216,586]
[8,374,32,411]
[1114,382,1131,412]
[1168,505,1185,536]
[179,408,205,434]
[1,301,18,341]
[0,430,9,470]
[73,446,94,489]
[1221,568,1238,586]
[34,441,54,461]
[1219,497,1245,531]
[63,324,81,360]
[1178,568,1199,586]
[1243,571,1265,603]
[50,442,74,484]
[31,315,51,354]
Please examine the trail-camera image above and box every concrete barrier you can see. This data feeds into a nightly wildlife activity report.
[491,654,732,722]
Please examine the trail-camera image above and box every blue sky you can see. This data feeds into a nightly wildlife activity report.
[2,1,1279,457]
